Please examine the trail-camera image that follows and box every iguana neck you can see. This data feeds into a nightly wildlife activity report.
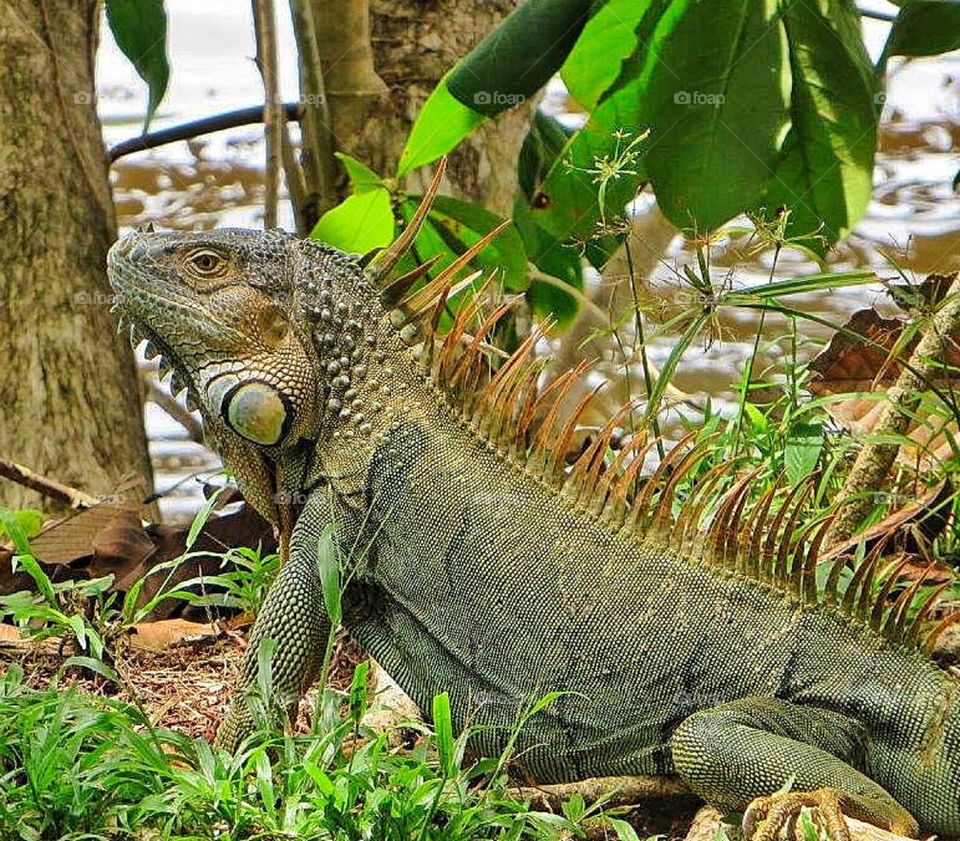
[309,312,434,498]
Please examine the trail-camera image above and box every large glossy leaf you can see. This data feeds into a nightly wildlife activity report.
[528,120,645,256]
[105,0,170,131]
[515,198,584,326]
[310,188,395,254]
[397,77,485,177]
[514,113,585,325]
[447,0,591,117]
[634,0,790,233]
[888,1,960,57]
[755,0,876,254]
[560,0,662,111]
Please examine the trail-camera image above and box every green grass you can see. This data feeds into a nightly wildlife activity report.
[0,663,643,841]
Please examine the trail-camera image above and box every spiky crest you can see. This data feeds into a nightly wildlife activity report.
[361,160,960,661]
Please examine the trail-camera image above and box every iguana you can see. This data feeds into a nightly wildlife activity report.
[106,165,960,840]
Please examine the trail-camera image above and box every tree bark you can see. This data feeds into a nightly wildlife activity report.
[0,1,154,512]
[315,0,534,216]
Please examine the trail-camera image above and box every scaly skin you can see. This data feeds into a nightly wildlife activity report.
[107,227,960,837]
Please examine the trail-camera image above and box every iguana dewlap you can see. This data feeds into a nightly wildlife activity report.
[106,169,960,839]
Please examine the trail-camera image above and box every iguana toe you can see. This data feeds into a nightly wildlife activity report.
[743,788,850,841]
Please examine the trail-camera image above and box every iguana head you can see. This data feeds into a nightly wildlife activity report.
[107,226,388,525]
[106,162,476,529]
[108,228,333,446]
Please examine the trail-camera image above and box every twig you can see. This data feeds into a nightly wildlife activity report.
[827,272,960,546]
[145,380,205,444]
[107,103,302,163]
[517,775,689,811]
[0,457,99,510]
[252,0,283,229]
[281,118,309,234]
[288,0,338,225]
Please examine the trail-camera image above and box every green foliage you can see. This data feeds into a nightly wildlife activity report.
[105,0,170,130]
[446,0,590,117]
[0,508,42,542]
[887,0,960,58]
[398,79,486,177]
[392,0,960,325]
[312,189,396,255]
[0,664,644,840]
[0,492,280,686]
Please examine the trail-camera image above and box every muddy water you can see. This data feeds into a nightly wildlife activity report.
[95,2,960,519]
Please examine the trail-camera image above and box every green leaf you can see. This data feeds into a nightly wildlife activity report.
[335,152,384,195]
[561,793,585,823]
[429,196,528,291]
[606,817,642,841]
[311,188,395,255]
[743,402,768,434]
[105,0,170,131]
[785,422,823,483]
[754,0,877,254]
[635,0,791,233]
[398,77,485,177]
[530,122,644,252]
[317,526,341,627]
[888,1,960,57]
[186,486,224,550]
[517,111,572,203]
[432,692,456,777]
[0,509,43,542]
[447,0,592,117]
[60,655,119,684]
[560,0,659,111]
[514,112,586,325]
[348,660,370,726]
[514,197,583,327]
[9,553,56,606]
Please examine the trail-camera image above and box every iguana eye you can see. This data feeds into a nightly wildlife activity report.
[184,248,228,279]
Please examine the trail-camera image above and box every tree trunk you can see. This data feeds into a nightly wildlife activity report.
[0,1,154,511]
[315,0,533,216]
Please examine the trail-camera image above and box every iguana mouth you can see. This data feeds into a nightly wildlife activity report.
[108,235,202,407]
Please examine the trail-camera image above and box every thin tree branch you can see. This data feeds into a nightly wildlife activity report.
[107,103,302,164]
[252,0,283,229]
[0,457,100,510]
[281,119,309,234]
[827,272,960,546]
[288,0,338,226]
[145,380,205,445]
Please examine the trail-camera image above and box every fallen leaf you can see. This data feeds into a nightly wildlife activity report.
[809,306,960,469]
[127,618,222,652]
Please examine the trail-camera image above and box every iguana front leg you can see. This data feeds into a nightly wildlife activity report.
[671,697,920,839]
[216,489,339,750]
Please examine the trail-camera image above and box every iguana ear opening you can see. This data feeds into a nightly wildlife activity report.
[207,376,292,446]
[224,381,291,446]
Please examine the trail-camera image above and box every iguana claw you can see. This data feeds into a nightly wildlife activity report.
[743,788,850,841]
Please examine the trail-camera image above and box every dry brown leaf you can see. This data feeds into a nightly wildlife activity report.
[809,306,960,469]
[821,480,953,561]
[127,618,222,652]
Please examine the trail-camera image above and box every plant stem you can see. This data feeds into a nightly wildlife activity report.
[733,244,781,456]
[288,0,338,225]
[625,238,664,458]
